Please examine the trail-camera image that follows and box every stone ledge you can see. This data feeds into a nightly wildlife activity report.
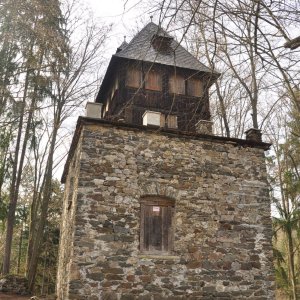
[61,117,272,183]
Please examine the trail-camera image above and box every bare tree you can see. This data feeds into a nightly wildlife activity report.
[26,1,111,290]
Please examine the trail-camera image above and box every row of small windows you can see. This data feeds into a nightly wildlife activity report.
[126,68,203,97]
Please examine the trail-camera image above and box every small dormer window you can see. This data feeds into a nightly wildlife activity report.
[151,34,173,54]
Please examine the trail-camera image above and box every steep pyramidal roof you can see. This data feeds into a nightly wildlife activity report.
[116,41,128,53]
[96,22,219,102]
[115,22,215,73]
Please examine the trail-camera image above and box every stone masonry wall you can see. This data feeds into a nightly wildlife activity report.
[57,123,275,300]
[56,135,83,300]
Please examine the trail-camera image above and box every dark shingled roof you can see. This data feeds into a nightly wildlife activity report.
[115,22,216,73]
[96,22,219,102]
[116,41,128,53]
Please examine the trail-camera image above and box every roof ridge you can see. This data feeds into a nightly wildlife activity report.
[113,22,218,74]
[126,22,168,47]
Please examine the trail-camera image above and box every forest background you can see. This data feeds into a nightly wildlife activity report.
[0,0,299,299]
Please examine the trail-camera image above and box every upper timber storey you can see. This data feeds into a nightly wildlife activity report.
[96,22,219,103]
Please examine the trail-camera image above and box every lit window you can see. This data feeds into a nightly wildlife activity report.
[140,196,175,253]
[187,78,203,97]
[145,70,162,91]
[169,74,185,94]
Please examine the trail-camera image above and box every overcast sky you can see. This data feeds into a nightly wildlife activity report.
[85,0,152,54]
[54,1,154,178]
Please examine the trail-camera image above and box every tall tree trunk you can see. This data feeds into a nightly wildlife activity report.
[26,134,47,270]
[27,110,61,291]
[0,128,12,200]
[199,27,231,137]
[0,15,17,114]
[17,220,24,274]
[287,226,297,300]
[2,46,44,274]
[2,69,30,274]
[26,186,42,272]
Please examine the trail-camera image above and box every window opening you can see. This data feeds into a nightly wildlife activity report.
[126,68,141,88]
[140,196,175,253]
[145,70,162,91]
[169,74,185,94]
[187,78,203,97]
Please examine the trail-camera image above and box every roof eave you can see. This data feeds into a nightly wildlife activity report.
[96,55,122,103]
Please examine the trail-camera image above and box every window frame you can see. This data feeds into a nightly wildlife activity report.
[144,70,162,91]
[140,196,175,254]
[169,74,185,95]
[126,67,142,88]
[187,78,203,97]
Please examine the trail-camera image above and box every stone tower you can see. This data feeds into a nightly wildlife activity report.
[56,23,275,299]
